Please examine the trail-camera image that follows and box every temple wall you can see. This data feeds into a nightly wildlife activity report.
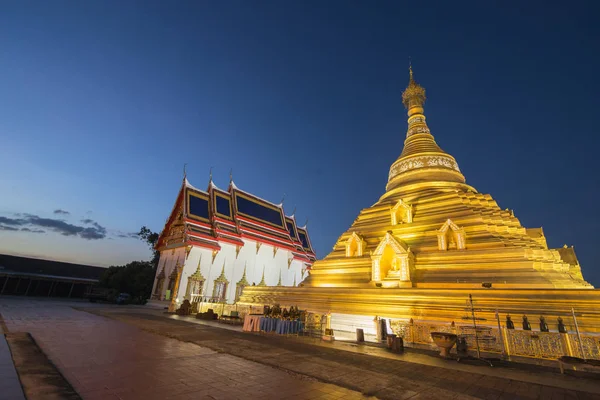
[161,240,309,304]
[151,247,187,296]
[330,313,380,342]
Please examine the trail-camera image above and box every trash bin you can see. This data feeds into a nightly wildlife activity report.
[356,328,365,342]
[387,334,397,349]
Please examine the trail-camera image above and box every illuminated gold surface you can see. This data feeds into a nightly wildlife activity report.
[239,68,598,336]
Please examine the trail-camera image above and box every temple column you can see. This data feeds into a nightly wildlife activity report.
[68,282,75,298]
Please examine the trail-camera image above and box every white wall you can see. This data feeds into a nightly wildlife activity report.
[155,239,309,304]
[151,246,187,297]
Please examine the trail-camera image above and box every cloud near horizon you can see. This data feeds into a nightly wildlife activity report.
[0,214,107,240]
[116,232,139,239]
[53,209,70,215]
[19,227,46,233]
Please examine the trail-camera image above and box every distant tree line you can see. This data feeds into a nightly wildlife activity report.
[98,226,159,304]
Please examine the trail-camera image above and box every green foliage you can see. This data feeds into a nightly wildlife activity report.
[138,226,160,266]
[99,261,154,304]
[99,226,160,304]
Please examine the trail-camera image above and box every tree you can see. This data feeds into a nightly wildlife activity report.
[137,226,160,267]
[98,226,161,304]
[99,262,155,304]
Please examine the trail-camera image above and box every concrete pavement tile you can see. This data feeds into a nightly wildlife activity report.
[576,393,600,400]
[370,385,419,400]
[5,299,600,400]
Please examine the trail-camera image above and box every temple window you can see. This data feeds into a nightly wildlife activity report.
[154,277,164,298]
[166,268,178,300]
[391,200,413,225]
[186,279,204,298]
[212,262,229,302]
[213,281,228,302]
[235,284,245,302]
[186,262,205,302]
[154,279,163,295]
[153,264,166,300]
[235,265,250,302]
[437,219,466,251]
[345,232,365,257]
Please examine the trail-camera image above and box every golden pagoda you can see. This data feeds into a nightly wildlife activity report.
[239,67,600,358]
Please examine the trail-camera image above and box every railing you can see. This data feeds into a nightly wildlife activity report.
[389,314,600,360]
[193,295,228,304]
[302,313,325,339]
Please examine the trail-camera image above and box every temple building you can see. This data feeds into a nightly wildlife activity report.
[239,68,600,358]
[150,176,315,310]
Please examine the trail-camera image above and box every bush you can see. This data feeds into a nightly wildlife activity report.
[99,261,155,303]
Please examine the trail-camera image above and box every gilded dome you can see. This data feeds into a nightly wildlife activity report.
[385,67,468,194]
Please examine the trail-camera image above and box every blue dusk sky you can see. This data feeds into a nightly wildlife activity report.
[1,2,599,285]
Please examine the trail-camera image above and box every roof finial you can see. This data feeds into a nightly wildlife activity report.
[229,168,233,183]
[183,163,188,180]
[209,166,213,183]
[292,205,297,216]
[281,193,286,205]
[402,58,426,115]
[304,217,309,227]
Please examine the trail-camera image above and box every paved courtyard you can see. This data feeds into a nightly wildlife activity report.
[2,297,600,400]
[0,298,366,400]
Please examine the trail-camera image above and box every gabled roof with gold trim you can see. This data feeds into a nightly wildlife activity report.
[156,176,315,262]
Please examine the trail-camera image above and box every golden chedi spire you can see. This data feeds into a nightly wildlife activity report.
[386,66,468,195]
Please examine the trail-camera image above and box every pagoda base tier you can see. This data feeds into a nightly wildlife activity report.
[238,286,600,333]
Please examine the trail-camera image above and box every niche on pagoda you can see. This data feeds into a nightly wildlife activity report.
[371,232,414,288]
[391,199,413,225]
[437,219,466,250]
[345,232,366,257]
